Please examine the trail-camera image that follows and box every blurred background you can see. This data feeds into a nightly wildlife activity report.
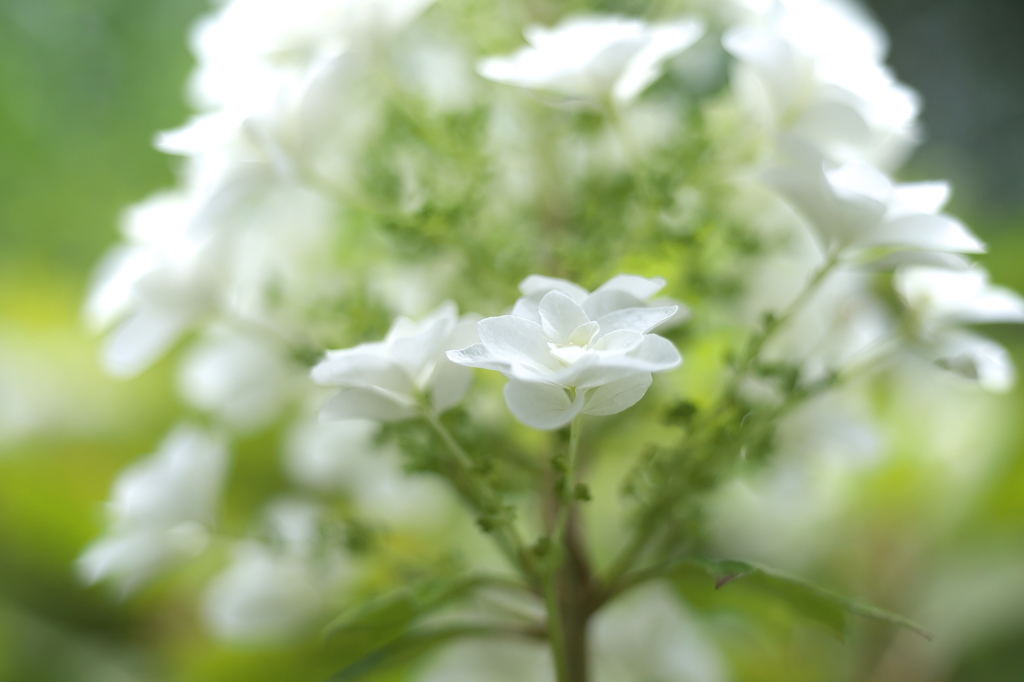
[1,0,1023,680]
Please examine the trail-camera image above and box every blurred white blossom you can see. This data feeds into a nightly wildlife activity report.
[478,15,705,104]
[86,193,223,377]
[725,0,919,167]
[78,425,228,593]
[895,266,1024,391]
[764,143,985,259]
[179,326,303,431]
[203,500,345,643]
[286,417,452,527]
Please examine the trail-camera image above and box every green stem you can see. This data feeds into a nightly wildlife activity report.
[420,405,536,585]
[544,415,584,682]
[544,575,572,682]
[735,249,842,378]
[551,416,582,550]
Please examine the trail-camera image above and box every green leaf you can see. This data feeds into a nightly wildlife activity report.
[321,576,482,672]
[327,627,471,682]
[668,557,932,640]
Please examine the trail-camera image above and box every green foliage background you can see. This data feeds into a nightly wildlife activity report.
[1,0,1024,680]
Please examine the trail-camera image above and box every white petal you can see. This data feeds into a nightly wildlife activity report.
[583,372,653,416]
[518,275,589,303]
[793,100,871,150]
[478,315,559,371]
[593,274,666,300]
[503,380,584,430]
[592,329,645,352]
[582,289,646,320]
[431,362,473,413]
[826,162,893,206]
[557,360,638,391]
[539,290,591,344]
[310,345,413,395]
[594,305,679,338]
[446,343,513,373]
[320,386,418,422]
[103,307,192,378]
[890,181,951,216]
[386,301,458,376]
[958,288,1024,324]
[613,19,705,103]
[934,332,1016,392]
[874,214,985,253]
[627,334,683,371]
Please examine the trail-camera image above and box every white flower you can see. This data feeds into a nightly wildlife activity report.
[895,266,1024,391]
[78,425,228,593]
[896,267,1024,331]
[179,326,304,431]
[724,0,919,168]
[204,543,326,643]
[447,275,682,430]
[285,417,452,528]
[86,193,223,377]
[189,0,437,111]
[763,144,984,260]
[478,15,705,104]
[203,500,345,643]
[311,302,478,421]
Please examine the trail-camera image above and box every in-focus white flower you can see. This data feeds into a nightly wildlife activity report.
[447,275,682,430]
[478,15,705,104]
[78,425,228,593]
[179,326,304,431]
[203,499,346,643]
[763,144,985,261]
[894,266,1024,391]
[312,302,478,421]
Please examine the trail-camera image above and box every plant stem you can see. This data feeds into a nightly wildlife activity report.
[552,416,582,551]
[735,249,842,379]
[420,405,537,585]
[544,416,587,682]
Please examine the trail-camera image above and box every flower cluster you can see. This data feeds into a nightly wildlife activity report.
[78,0,1024,678]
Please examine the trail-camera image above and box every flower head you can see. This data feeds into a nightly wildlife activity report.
[311,301,478,421]
[478,15,704,104]
[447,274,682,429]
[77,425,228,593]
[895,266,1024,391]
[764,143,984,261]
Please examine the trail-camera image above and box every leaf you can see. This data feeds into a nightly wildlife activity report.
[327,627,471,682]
[321,576,482,671]
[668,557,932,640]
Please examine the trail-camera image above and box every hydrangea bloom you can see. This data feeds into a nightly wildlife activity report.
[447,275,682,429]
[764,144,984,261]
[178,326,303,431]
[78,425,228,593]
[311,301,478,421]
[203,500,344,643]
[725,0,919,168]
[895,266,1024,391]
[478,15,705,104]
[86,193,223,377]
